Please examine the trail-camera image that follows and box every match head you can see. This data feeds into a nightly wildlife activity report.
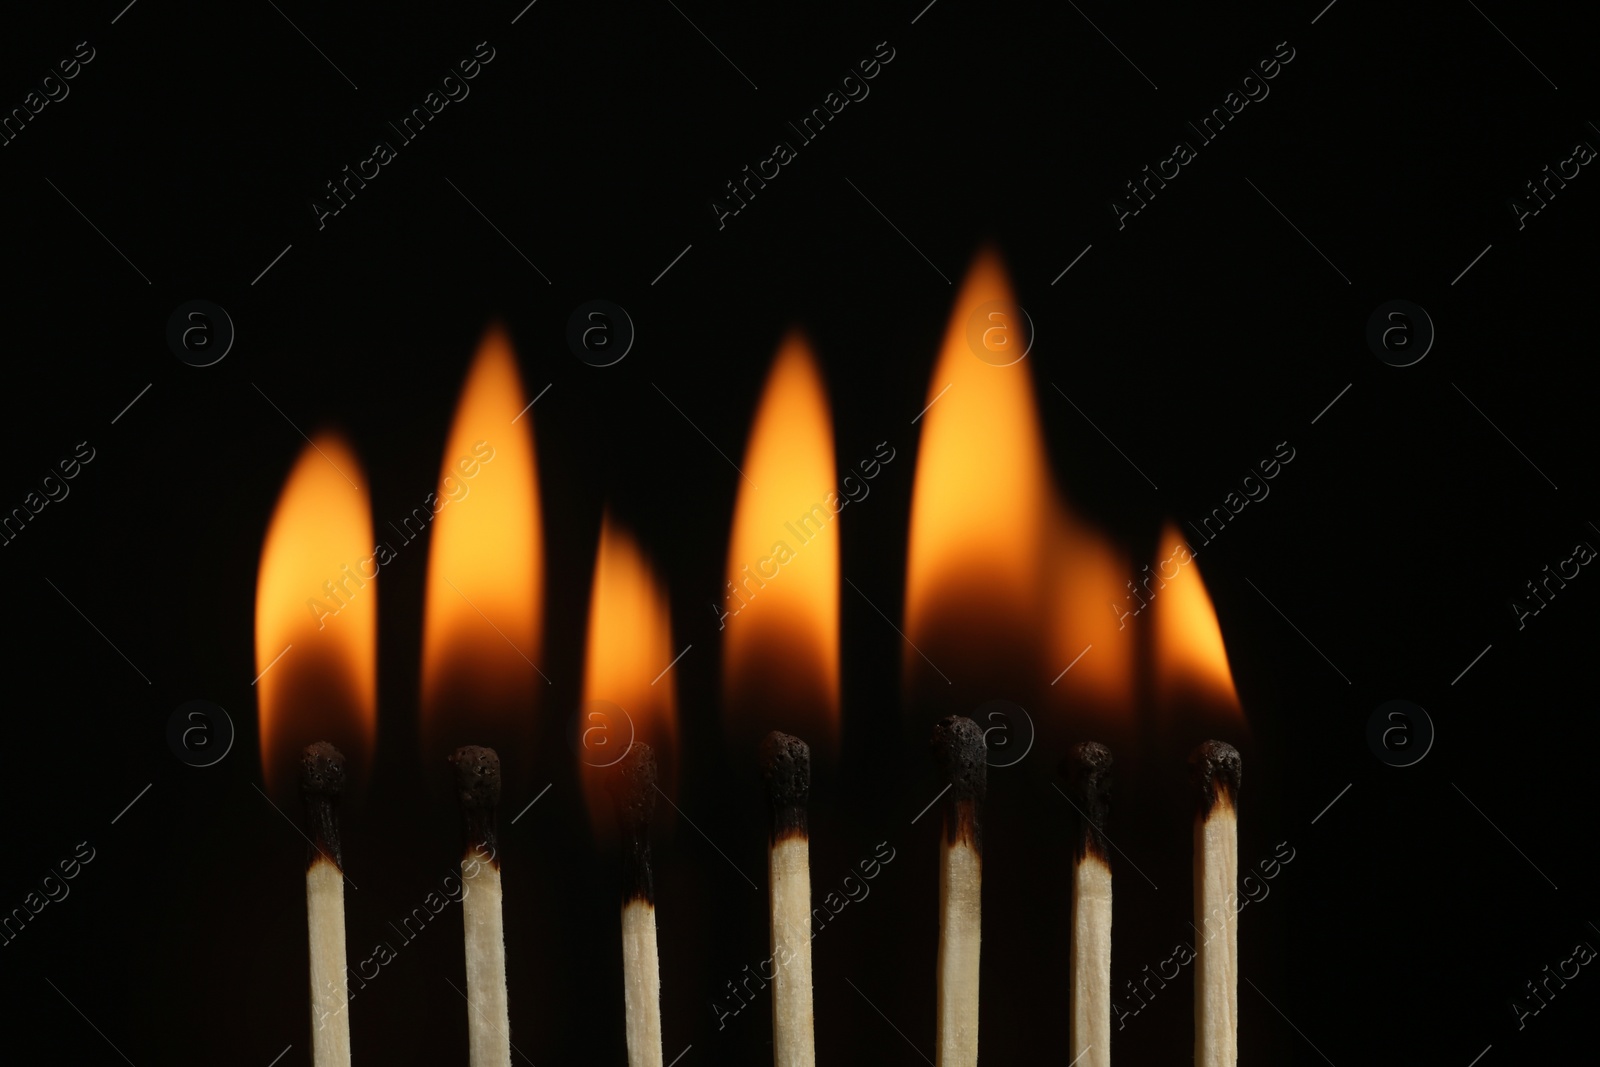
[298,741,346,798]
[1188,739,1242,816]
[297,742,345,871]
[449,746,502,858]
[931,716,987,802]
[931,716,986,852]
[1062,742,1113,858]
[450,745,503,811]
[759,731,811,807]
[607,743,658,905]
[758,731,811,841]
[605,742,658,834]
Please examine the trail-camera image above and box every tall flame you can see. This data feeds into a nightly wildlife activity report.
[1151,521,1241,715]
[420,325,544,757]
[255,433,378,797]
[580,513,678,831]
[904,249,1049,676]
[904,248,1133,719]
[721,330,841,751]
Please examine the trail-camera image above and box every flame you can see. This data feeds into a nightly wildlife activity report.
[1046,509,1135,710]
[420,325,544,756]
[904,250,1049,679]
[580,513,678,831]
[255,433,378,797]
[905,248,1134,721]
[720,330,842,749]
[1151,521,1240,714]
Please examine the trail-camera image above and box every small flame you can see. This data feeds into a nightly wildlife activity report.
[1047,509,1135,711]
[580,513,678,832]
[255,433,378,797]
[1151,521,1241,714]
[420,325,544,757]
[720,331,842,749]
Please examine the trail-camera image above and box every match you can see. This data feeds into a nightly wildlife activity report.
[759,731,816,1067]
[1190,740,1241,1067]
[299,742,351,1067]
[608,742,664,1067]
[1064,742,1113,1067]
[931,716,986,1067]
[451,746,512,1067]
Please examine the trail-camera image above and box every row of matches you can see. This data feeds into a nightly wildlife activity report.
[294,723,1244,1067]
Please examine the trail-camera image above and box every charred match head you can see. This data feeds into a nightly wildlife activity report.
[606,742,658,905]
[1188,739,1242,818]
[1062,741,1113,863]
[931,716,986,852]
[298,741,346,872]
[758,731,811,842]
[449,745,502,863]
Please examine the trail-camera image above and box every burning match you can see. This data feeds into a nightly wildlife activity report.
[1191,739,1241,1067]
[300,742,351,1067]
[1064,742,1113,1067]
[931,715,985,1067]
[608,742,665,1067]
[451,746,512,1067]
[759,730,815,1067]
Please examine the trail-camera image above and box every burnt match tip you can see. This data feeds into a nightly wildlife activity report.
[449,746,502,812]
[1062,741,1113,830]
[608,744,658,905]
[758,731,811,810]
[298,742,345,872]
[298,741,346,798]
[931,716,987,802]
[606,742,658,830]
[1189,739,1242,815]
[450,746,502,859]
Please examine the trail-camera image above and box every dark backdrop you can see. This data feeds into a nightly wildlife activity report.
[1,0,1596,1064]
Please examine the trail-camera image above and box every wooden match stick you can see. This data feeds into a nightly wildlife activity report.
[300,742,351,1067]
[608,743,664,1067]
[1064,742,1113,1067]
[931,716,986,1067]
[452,747,512,1067]
[759,731,815,1067]
[1190,740,1241,1067]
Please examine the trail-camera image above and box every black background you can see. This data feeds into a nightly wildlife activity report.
[2,0,1596,1063]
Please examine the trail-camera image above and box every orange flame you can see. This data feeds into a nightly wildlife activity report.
[580,513,678,832]
[255,433,378,797]
[904,250,1048,678]
[1046,508,1135,712]
[904,248,1133,720]
[1150,521,1241,715]
[420,325,544,757]
[720,331,841,752]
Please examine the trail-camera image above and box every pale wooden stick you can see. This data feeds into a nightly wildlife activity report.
[453,747,512,1067]
[300,742,351,1067]
[760,732,815,1067]
[1191,740,1241,1067]
[620,900,664,1067]
[1065,742,1113,1067]
[610,743,664,1067]
[461,862,511,1067]
[932,716,985,1067]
